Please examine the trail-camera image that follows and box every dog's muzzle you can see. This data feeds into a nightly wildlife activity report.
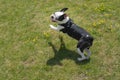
[51,15,56,22]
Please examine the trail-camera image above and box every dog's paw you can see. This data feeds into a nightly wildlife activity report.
[49,25,55,28]
[77,57,86,61]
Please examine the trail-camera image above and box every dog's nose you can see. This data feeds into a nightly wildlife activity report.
[50,16,56,22]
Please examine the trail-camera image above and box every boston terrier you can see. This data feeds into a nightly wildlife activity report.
[49,8,94,61]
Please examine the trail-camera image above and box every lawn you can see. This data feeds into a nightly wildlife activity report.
[0,0,120,80]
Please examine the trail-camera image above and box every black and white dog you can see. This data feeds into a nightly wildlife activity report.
[49,8,94,61]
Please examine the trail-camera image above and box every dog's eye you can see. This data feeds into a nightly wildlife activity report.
[58,15,64,21]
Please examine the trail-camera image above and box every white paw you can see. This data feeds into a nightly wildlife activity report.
[77,57,86,61]
[49,24,54,28]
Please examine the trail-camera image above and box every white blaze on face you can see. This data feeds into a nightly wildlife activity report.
[50,12,64,22]
[54,12,64,18]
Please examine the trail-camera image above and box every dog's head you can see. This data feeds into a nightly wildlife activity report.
[50,8,69,24]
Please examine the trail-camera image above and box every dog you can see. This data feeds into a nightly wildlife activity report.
[49,8,94,61]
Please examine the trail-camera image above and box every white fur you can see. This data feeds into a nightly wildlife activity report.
[77,48,87,61]
[54,12,64,17]
[50,12,68,31]
[51,11,70,24]
[49,25,64,31]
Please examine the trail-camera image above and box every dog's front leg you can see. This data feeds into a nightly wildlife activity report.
[50,25,64,31]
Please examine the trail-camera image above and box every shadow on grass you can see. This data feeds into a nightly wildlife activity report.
[46,36,90,66]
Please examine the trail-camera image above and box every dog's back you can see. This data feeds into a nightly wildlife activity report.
[59,19,92,40]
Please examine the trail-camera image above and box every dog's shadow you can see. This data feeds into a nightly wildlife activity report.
[46,36,90,66]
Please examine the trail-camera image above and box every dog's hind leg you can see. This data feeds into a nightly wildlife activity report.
[85,48,91,59]
[77,48,86,61]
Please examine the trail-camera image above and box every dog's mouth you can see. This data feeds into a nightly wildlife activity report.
[51,19,56,22]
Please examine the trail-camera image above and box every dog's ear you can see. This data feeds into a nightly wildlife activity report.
[60,8,68,12]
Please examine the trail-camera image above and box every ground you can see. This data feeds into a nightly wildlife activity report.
[0,0,120,80]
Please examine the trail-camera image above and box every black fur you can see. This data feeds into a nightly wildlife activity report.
[59,19,94,50]
[58,14,65,21]
[60,8,68,12]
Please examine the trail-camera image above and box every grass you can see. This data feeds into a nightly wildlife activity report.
[0,0,120,80]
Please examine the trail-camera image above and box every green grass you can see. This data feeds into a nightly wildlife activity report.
[0,0,120,80]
